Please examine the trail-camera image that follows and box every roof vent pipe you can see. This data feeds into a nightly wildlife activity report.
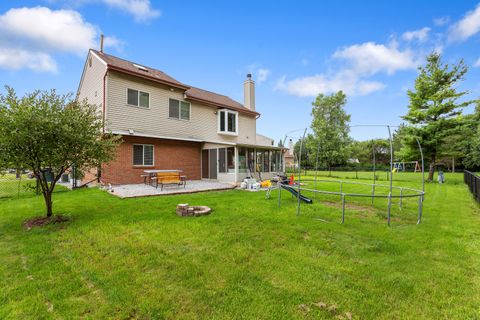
[100,34,104,53]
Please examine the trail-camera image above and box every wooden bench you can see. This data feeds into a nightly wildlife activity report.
[154,172,186,191]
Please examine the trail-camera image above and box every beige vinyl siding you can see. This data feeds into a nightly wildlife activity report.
[77,52,106,111]
[256,134,275,147]
[106,71,257,145]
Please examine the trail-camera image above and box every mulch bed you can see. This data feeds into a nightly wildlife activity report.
[23,215,69,230]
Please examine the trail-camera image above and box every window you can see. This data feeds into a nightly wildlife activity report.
[262,150,270,172]
[220,111,226,131]
[247,148,255,172]
[228,113,236,132]
[218,109,238,135]
[127,88,149,108]
[256,150,263,173]
[133,144,154,166]
[271,151,277,172]
[218,147,235,174]
[227,147,235,173]
[271,151,282,172]
[238,147,247,173]
[218,148,226,173]
[254,149,272,172]
[169,98,190,120]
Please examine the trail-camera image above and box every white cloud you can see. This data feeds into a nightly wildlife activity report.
[257,68,270,83]
[103,36,124,51]
[0,48,57,73]
[275,71,385,97]
[474,58,480,68]
[333,41,417,75]
[0,6,122,72]
[433,16,450,26]
[101,0,160,22]
[402,27,431,42]
[0,7,97,54]
[448,3,480,41]
[276,41,418,98]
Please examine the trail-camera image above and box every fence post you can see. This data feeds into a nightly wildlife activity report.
[417,195,423,224]
[371,184,375,205]
[387,192,392,226]
[277,183,281,207]
[341,194,345,224]
[399,188,403,210]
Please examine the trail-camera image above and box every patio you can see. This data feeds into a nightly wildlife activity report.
[108,180,236,198]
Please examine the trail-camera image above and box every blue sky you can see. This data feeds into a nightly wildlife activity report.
[1,1,480,142]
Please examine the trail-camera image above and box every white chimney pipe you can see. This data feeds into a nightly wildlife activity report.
[244,74,255,111]
[288,139,294,155]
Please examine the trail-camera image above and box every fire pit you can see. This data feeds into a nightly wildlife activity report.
[176,204,212,217]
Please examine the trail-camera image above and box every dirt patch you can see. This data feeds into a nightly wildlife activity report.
[321,200,374,214]
[23,215,69,230]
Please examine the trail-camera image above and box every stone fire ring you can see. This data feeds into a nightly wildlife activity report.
[176,204,212,217]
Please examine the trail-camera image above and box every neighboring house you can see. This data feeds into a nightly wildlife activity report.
[284,139,296,168]
[77,49,284,185]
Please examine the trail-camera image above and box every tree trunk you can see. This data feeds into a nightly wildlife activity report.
[43,191,53,217]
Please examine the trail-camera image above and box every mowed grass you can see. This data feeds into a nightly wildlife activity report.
[0,173,479,319]
[0,174,38,199]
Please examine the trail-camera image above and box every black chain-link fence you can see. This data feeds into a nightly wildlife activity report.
[464,170,480,202]
[0,172,39,199]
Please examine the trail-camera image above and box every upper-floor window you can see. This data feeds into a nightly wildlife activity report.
[169,98,190,121]
[218,109,238,135]
[133,144,154,166]
[127,88,149,108]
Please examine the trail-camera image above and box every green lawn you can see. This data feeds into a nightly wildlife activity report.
[1,173,479,319]
[0,174,38,199]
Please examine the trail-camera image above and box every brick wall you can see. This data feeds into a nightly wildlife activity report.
[101,135,201,185]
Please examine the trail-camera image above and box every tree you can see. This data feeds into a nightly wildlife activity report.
[462,104,480,168]
[349,139,390,166]
[310,91,351,168]
[0,87,120,217]
[401,53,477,181]
[293,134,315,168]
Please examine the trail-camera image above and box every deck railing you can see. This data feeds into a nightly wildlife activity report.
[464,170,480,202]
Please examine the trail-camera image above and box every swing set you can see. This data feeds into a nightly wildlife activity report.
[392,161,421,173]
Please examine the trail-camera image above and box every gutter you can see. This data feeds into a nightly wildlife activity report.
[102,70,107,133]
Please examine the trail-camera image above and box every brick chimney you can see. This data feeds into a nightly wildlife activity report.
[244,74,255,111]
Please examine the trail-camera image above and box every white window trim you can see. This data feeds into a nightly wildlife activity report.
[126,88,150,109]
[217,109,238,136]
[132,144,155,167]
[168,98,191,121]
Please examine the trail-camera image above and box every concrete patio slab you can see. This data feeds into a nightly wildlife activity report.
[108,180,236,198]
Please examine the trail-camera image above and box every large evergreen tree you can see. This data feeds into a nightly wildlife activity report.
[401,53,477,181]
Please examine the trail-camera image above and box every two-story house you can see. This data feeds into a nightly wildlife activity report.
[77,49,284,185]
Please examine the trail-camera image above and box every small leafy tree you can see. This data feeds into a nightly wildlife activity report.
[0,87,120,217]
[401,53,477,181]
[310,91,351,169]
